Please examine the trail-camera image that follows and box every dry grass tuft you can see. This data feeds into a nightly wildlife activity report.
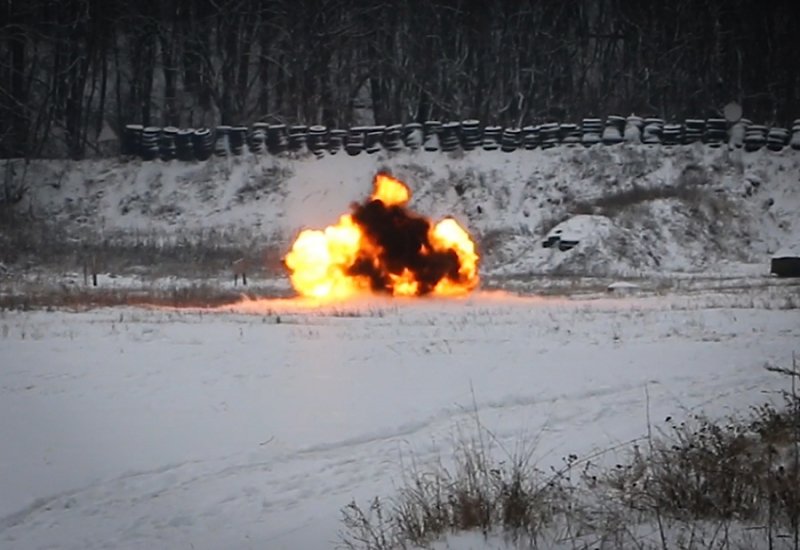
[341,360,800,549]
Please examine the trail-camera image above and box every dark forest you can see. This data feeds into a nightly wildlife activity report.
[1,0,798,158]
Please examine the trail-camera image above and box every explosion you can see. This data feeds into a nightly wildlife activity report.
[285,173,479,300]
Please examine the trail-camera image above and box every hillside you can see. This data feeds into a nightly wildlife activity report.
[2,144,799,288]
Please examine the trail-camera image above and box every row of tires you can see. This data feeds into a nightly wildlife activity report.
[123,117,800,161]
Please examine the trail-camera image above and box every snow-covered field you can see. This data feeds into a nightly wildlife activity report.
[1,144,799,548]
[1,289,798,549]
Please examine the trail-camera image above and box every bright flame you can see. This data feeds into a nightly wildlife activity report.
[284,214,369,300]
[372,173,411,205]
[284,174,479,300]
[430,218,479,295]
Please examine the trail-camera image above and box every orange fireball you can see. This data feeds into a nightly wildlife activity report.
[284,173,479,300]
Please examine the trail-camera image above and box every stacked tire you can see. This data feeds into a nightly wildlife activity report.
[641,118,664,145]
[423,121,441,152]
[382,124,404,152]
[346,127,366,156]
[159,126,178,160]
[214,126,230,156]
[176,129,195,161]
[141,127,161,160]
[308,125,328,156]
[767,127,790,151]
[522,125,540,150]
[440,122,461,152]
[122,124,143,156]
[662,123,682,146]
[500,127,521,152]
[229,126,247,155]
[267,125,288,155]
[582,118,603,146]
[539,123,560,149]
[192,128,214,161]
[744,125,767,151]
[703,118,727,148]
[602,116,625,145]
[248,123,268,154]
[683,119,705,144]
[623,116,643,143]
[328,129,346,154]
[403,123,423,150]
[482,126,502,151]
[791,119,800,150]
[460,120,482,151]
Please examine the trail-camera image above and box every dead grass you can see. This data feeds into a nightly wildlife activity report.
[536,164,720,237]
[0,212,287,281]
[340,417,574,550]
[340,361,800,550]
[0,283,291,311]
[571,174,706,220]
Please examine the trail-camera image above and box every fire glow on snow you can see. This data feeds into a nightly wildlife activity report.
[284,173,479,300]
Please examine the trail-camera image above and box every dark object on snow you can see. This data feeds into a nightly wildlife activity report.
[558,239,579,251]
[771,255,800,277]
[542,228,579,251]
[232,258,248,286]
[542,235,559,248]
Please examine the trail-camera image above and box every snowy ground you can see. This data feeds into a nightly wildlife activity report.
[1,144,799,548]
[1,288,798,550]
[5,143,800,279]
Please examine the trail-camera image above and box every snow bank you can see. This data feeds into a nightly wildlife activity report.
[6,144,800,278]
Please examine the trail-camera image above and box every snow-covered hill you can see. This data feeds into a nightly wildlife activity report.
[4,143,799,279]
